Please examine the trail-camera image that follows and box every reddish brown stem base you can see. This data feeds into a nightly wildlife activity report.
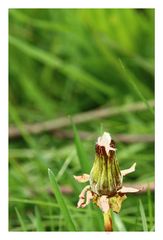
[103,211,113,231]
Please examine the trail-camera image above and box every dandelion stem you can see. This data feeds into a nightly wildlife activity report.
[103,210,112,231]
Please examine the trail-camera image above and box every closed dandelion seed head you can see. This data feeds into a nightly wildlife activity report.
[74,131,139,217]
[90,132,122,196]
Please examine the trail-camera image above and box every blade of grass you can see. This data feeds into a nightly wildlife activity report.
[58,210,63,231]
[64,169,82,195]
[72,121,90,173]
[10,104,50,173]
[17,73,55,118]
[139,199,148,231]
[15,207,27,231]
[10,198,86,212]
[91,204,104,231]
[48,168,76,231]
[56,150,75,181]
[11,219,63,231]
[10,104,36,148]
[134,203,140,231]
[150,225,155,231]
[99,123,104,135]
[48,206,55,231]
[11,198,58,208]
[9,35,114,98]
[34,206,45,231]
[147,184,154,229]
[10,10,70,33]
[119,60,154,115]
[113,213,127,231]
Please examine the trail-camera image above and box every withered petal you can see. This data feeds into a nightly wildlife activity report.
[79,185,91,198]
[81,190,94,208]
[109,194,127,213]
[77,198,85,208]
[97,132,116,155]
[121,162,136,177]
[74,174,90,183]
[118,186,139,193]
[97,195,110,213]
[77,185,91,208]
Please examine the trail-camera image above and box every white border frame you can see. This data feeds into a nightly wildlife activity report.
[0,1,162,240]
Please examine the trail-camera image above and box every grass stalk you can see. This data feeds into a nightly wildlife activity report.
[48,168,76,231]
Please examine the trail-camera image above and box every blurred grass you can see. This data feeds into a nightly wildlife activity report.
[15,207,27,231]
[9,9,154,231]
[48,168,76,231]
[72,121,91,172]
[139,199,148,231]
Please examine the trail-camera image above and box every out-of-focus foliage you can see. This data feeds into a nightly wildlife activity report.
[9,9,154,231]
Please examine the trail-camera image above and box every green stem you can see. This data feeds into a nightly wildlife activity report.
[103,210,112,231]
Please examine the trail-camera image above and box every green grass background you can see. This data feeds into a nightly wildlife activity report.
[9,9,154,231]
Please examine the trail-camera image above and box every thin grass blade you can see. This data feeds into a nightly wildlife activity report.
[139,199,148,231]
[15,207,27,231]
[119,60,154,115]
[72,121,90,173]
[48,168,76,231]
[147,185,154,230]
[113,213,127,231]
[34,206,45,231]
